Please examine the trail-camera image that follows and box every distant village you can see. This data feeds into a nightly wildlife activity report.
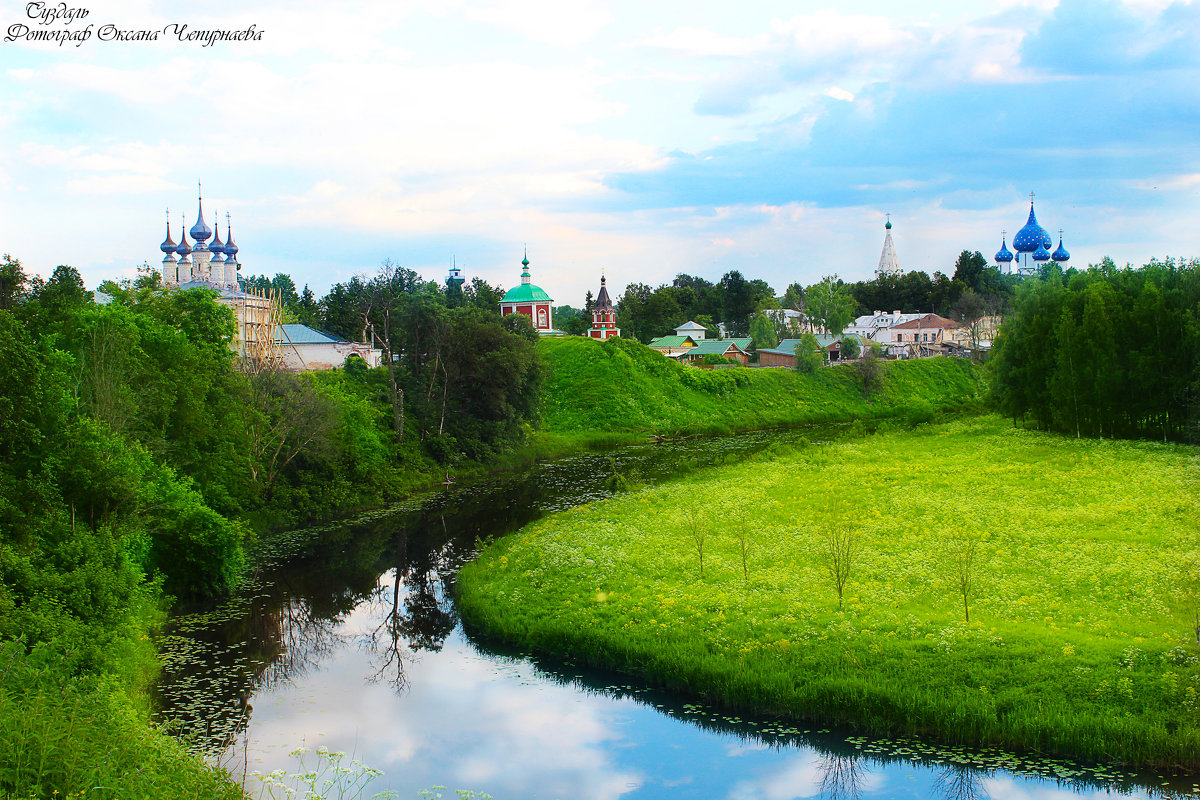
[139,191,1069,373]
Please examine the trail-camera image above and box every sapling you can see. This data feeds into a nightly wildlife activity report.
[822,527,855,610]
[684,506,707,579]
[949,533,980,623]
[729,505,751,581]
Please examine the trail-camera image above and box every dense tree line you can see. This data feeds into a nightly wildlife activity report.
[990,258,1200,442]
[615,271,775,342]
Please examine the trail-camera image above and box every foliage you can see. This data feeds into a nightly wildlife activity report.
[838,335,861,360]
[614,272,775,343]
[990,258,1200,441]
[459,416,1200,768]
[793,333,824,374]
[804,275,856,338]
[749,311,777,351]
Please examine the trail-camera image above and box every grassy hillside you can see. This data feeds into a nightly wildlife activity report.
[458,416,1200,769]
[537,336,981,437]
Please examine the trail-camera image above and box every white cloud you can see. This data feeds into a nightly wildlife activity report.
[634,27,772,58]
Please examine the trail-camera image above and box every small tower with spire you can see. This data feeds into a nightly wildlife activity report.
[588,269,620,340]
[876,214,900,278]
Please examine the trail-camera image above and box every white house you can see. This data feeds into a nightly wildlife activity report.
[276,324,382,371]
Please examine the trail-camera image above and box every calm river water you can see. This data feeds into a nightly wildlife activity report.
[157,428,1194,800]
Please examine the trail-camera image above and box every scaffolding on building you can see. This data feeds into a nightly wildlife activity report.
[229,287,284,375]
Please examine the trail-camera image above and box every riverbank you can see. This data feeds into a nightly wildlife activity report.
[539,336,982,436]
[457,415,1200,769]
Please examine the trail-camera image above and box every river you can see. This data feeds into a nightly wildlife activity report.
[156,426,1194,800]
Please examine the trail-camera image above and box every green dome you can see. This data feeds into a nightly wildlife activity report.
[502,283,553,303]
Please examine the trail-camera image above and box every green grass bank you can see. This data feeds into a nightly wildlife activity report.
[535,336,982,443]
[457,416,1200,769]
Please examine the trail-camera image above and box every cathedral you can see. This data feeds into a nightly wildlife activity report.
[994,195,1070,274]
[156,189,279,368]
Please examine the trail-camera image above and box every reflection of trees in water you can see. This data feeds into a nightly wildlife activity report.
[818,753,867,800]
[163,430,839,768]
[363,523,459,692]
[937,763,989,800]
[259,596,347,691]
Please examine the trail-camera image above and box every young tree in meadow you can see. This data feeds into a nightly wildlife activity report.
[821,527,855,610]
[948,533,981,623]
[794,333,824,374]
[804,275,855,338]
[684,506,707,579]
[728,505,752,581]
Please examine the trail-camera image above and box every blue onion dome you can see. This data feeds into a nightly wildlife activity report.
[175,225,192,256]
[160,220,177,254]
[1052,233,1070,262]
[209,220,226,261]
[224,224,238,261]
[994,235,1013,263]
[1032,242,1051,262]
[1013,203,1052,253]
[189,197,212,244]
[885,219,892,230]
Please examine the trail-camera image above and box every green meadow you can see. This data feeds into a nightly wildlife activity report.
[457,416,1200,769]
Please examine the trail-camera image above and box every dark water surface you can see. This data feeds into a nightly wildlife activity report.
[157,427,1194,800]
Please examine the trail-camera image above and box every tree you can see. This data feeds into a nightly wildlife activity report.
[464,277,504,313]
[839,335,861,360]
[821,527,855,610]
[0,255,28,310]
[684,506,707,579]
[720,270,758,336]
[948,533,980,622]
[749,311,777,350]
[855,343,884,396]
[782,282,805,311]
[804,275,855,338]
[794,333,823,374]
[245,370,339,501]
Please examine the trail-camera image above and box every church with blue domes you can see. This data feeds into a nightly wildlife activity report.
[994,194,1070,275]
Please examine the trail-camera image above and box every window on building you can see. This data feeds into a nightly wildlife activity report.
[537,308,547,328]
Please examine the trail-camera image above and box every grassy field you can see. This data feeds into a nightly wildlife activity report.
[536,336,982,439]
[457,415,1200,769]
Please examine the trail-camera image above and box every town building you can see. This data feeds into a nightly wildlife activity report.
[673,320,709,339]
[587,273,620,340]
[276,324,383,371]
[680,338,751,366]
[845,310,927,342]
[648,335,697,357]
[757,334,867,367]
[499,252,563,335]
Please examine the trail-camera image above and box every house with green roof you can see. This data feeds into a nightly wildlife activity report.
[679,338,750,366]
[648,335,698,356]
[757,334,866,368]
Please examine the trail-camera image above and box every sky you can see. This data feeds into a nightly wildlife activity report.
[1,0,1199,306]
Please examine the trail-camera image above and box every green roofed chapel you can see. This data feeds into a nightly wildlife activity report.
[500,251,562,335]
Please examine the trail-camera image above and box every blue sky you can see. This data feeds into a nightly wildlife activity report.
[1,0,1198,306]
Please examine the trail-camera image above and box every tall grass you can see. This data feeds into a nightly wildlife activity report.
[0,641,242,799]
[457,416,1200,769]
[538,336,981,436]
